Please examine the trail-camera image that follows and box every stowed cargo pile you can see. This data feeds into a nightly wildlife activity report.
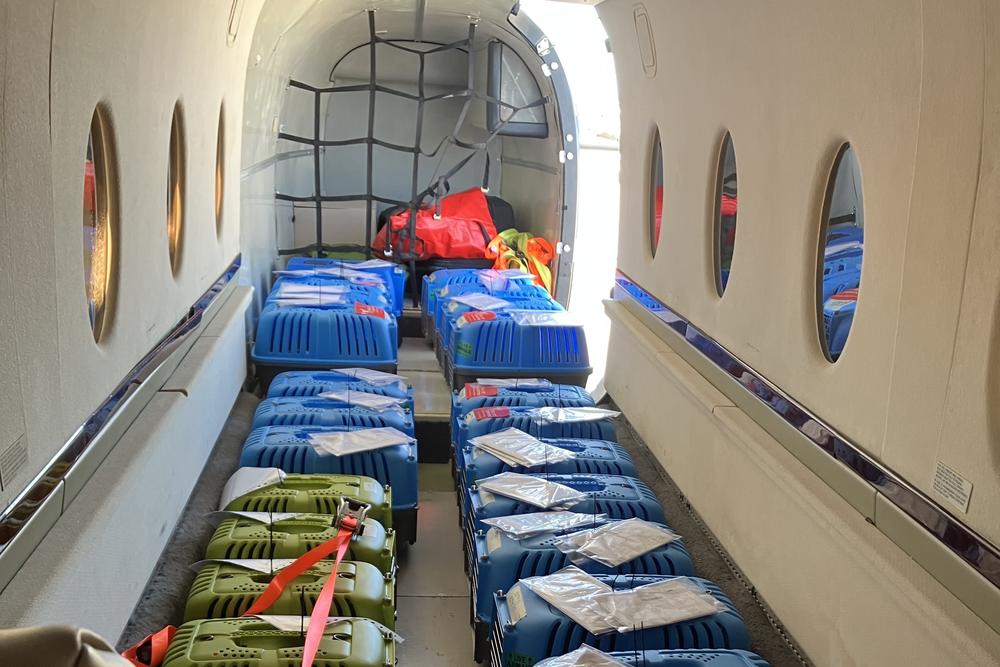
[425,269,768,667]
[421,268,592,388]
[251,258,407,386]
[125,258,419,667]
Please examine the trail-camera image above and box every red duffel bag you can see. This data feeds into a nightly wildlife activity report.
[373,188,498,260]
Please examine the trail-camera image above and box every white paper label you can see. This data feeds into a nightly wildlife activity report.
[933,461,973,514]
[220,468,286,510]
[506,584,528,625]
[213,511,303,524]
[486,527,503,554]
[191,558,298,574]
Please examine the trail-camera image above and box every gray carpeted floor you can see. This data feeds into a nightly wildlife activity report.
[116,392,260,651]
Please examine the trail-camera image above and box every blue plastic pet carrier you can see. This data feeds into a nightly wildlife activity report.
[450,384,595,440]
[251,398,415,435]
[586,651,770,667]
[439,297,561,366]
[464,474,666,573]
[422,269,485,338]
[823,291,857,359]
[251,305,399,388]
[457,438,637,514]
[267,370,413,402]
[287,256,407,314]
[446,311,591,389]
[455,406,617,452]
[470,526,695,661]
[489,575,750,666]
[240,425,418,544]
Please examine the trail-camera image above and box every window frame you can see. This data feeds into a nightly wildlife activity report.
[486,40,549,139]
[84,104,119,342]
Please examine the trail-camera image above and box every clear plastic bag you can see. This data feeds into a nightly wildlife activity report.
[554,518,678,567]
[476,472,586,509]
[272,293,349,308]
[475,377,553,390]
[508,310,584,327]
[526,407,620,424]
[469,428,575,467]
[329,368,408,392]
[255,616,404,643]
[607,577,727,634]
[220,468,286,510]
[317,390,407,413]
[273,282,350,296]
[519,567,617,635]
[307,427,414,457]
[535,646,627,667]
[449,293,512,311]
[481,512,608,540]
[191,558,298,574]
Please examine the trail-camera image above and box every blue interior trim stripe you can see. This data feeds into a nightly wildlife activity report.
[612,269,1000,591]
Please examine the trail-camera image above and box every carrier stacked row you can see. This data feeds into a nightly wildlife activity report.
[430,267,770,666]
[252,257,408,386]
[421,268,592,388]
[161,258,417,666]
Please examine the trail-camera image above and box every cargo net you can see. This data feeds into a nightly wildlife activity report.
[277,9,548,299]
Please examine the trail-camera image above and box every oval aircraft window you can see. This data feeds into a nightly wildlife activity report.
[83,105,118,341]
[818,143,864,362]
[167,103,186,273]
[215,102,225,235]
[650,132,664,256]
[715,132,738,295]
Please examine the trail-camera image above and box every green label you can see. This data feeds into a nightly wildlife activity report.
[508,654,534,667]
[457,341,474,358]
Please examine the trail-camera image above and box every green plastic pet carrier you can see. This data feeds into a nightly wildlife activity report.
[222,473,393,530]
[162,617,395,667]
[205,514,396,575]
[184,560,395,628]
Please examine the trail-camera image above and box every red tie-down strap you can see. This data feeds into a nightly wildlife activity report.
[121,626,176,667]
[241,499,369,667]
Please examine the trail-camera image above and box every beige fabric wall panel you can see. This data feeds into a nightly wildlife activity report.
[0,0,261,511]
[599,3,996,498]
[605,306,1000,666]
[886,2,1000,545]
[0,1,63,507]
[599,0,946,454]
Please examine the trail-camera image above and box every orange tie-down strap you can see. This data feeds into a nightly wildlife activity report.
[121,626,176,667]
[121,515,360,667]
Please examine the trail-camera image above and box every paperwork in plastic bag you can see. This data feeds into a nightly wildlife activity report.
[607,577,727,634]
[476,377,553,390]
[481,512,609,540]
[469,428,575,467]
[255,616,404,643]
[307,427,414,457]
[535,646,627,667]
[450,293,512,311]
[272,282,351,296]
[476,472,586,509]
[318,390,407,412]
[191,558,298,574]
[272,293,349,308]
[220,468,286,510]
[519,567,726,636]
[527,406,620,424]
[519,567,618,635]
[508,310,583,327]
[555,518,678,567]
[330,368,408,391]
